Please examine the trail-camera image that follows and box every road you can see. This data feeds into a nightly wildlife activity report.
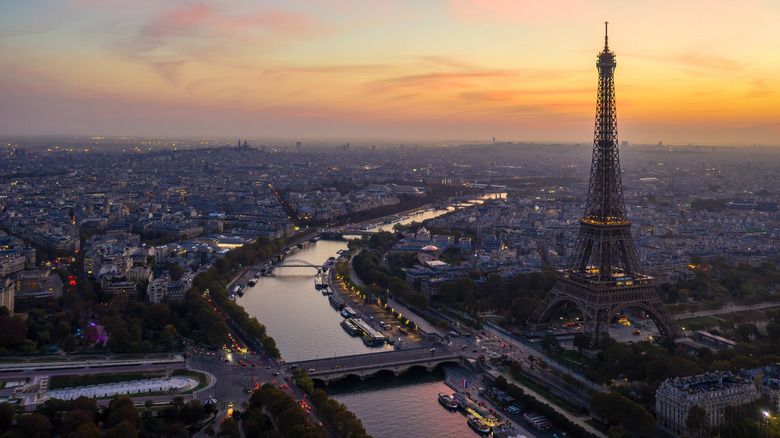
[674,301,779,320]
[289,346,459,373]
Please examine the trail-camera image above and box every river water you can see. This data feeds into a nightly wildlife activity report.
[238,229,482,436]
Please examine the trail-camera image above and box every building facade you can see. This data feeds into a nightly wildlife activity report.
[656,371,759,436]
[0,277,14,314]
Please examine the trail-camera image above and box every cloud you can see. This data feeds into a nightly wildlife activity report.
[110,2,330,82]
[446,0,596,24]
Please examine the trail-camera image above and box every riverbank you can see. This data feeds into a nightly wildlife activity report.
[441,365,537,436]
[328,256,429,349]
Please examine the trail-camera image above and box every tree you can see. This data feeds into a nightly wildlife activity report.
[20,413,53,438]
[573,333,591,352]
[0,315,27,348]
[540,335,562,354]
[71,396,97,417]
[215,258,230,276]
[144,303,172,330]
[106,397,140,429]
[63,334,77,352]
[104,419,139,438]
[0,402,14,432]
[686,404,708,437]
[590,391,657,437]
[220,417,239,438]
[608,425,628,438]
[168,264,185,281]
[180,400,205,424]
[63,410,95,435]
[493,375,508,391]
[69,421,102,438]
[164,422,189,438]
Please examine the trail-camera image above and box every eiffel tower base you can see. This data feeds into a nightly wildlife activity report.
[527,274,684,347]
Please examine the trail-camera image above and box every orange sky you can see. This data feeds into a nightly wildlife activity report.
[1,0,779,145]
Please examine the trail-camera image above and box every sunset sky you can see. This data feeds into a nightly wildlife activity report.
[1,0,779,145]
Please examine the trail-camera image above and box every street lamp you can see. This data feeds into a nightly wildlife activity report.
[764,411,770,438]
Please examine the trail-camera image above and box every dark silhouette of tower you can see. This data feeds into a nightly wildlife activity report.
[527,23,683,346]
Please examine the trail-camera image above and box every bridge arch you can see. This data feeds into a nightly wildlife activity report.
[264,259,322,273]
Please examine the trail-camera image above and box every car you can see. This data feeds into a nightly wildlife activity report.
[308,368,315,372]
[272,372,280,376]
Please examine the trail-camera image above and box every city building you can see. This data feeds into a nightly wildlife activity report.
[656,371,759,436]
[0,277,14,314]
[15,270,64,301]
[0,251,25,277]
[759,365,780,411]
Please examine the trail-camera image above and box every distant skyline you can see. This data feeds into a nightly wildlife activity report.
[1,0,779,146]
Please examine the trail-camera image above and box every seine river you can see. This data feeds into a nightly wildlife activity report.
[238,207,484,437]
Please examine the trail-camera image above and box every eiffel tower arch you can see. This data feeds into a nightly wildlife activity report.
[527,23,683,346]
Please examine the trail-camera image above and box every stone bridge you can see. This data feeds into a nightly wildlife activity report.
[286,347,463,384]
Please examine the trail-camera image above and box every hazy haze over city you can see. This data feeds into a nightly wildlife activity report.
[2,0,780,146]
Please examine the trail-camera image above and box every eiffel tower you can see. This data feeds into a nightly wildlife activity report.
[527,23,683,346]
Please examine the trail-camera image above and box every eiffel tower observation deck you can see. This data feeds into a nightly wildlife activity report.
[527,24,684,346]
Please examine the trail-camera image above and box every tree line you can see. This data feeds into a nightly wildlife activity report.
[0,395,213,438]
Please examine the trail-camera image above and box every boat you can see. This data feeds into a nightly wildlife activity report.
[329,295,345,311]
[362,334,385,347]
[314,272,329,290]
[340,319,362,336]
[438,393,458,410]
[467,415,491,435]
[340,307,358,318]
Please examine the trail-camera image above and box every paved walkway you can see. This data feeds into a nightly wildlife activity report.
[385,297,442,336]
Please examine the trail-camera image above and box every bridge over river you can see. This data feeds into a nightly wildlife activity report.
[286,347,463,384]
[259,258,325,274]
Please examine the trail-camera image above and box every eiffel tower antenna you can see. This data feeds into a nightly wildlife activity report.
[526,25,683,347]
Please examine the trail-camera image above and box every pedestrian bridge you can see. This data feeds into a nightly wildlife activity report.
[285,347,463,384]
